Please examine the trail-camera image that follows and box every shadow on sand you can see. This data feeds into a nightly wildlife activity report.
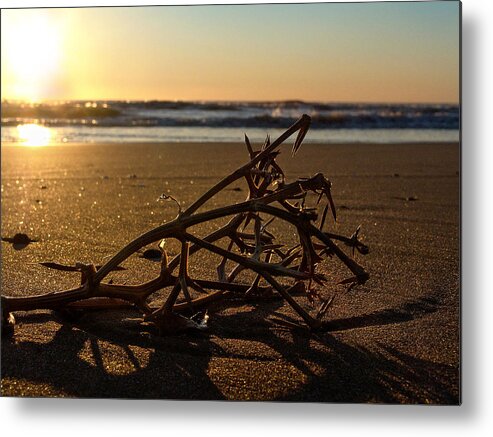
[1,296,459,404]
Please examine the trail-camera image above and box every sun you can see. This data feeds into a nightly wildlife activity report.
[2,11,63,101]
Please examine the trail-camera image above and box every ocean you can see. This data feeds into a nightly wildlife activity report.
[1,100,460,145]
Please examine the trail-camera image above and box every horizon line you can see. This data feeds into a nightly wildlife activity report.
[1,98,460,106]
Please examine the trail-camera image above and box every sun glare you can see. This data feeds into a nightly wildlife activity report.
[17,124,52,147]
[3,12,63,101]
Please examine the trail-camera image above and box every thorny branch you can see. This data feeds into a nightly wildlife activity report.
[1,114,369,336]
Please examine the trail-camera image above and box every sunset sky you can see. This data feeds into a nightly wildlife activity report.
[1,2,460,103]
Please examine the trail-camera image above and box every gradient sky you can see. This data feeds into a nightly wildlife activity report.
[1,2,460,103]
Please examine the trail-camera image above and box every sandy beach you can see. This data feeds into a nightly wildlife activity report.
[1,141,460,403]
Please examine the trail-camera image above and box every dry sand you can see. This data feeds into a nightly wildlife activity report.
[0,141,460,403]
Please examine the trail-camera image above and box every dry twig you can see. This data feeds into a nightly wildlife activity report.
[1,114,369,336]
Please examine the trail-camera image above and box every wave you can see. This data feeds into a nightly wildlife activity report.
[1,100,459,130]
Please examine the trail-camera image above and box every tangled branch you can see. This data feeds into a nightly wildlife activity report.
[1,114,369,336]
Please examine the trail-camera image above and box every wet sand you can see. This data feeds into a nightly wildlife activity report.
[1,141,460,403]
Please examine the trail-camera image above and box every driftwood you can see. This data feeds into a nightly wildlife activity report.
[1,114,369,336]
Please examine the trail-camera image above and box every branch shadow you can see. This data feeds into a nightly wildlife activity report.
[210,295,458,404]
[273,334,459,404]
[322,296,439,332]
[2,313,225,400]
[2,295,458,403]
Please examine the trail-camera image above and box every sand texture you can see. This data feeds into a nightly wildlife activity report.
[1,141,460,403]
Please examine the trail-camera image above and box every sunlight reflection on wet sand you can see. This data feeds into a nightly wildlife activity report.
[16,123,52,146]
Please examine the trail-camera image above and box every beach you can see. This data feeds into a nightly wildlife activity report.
[0,141,460,403]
